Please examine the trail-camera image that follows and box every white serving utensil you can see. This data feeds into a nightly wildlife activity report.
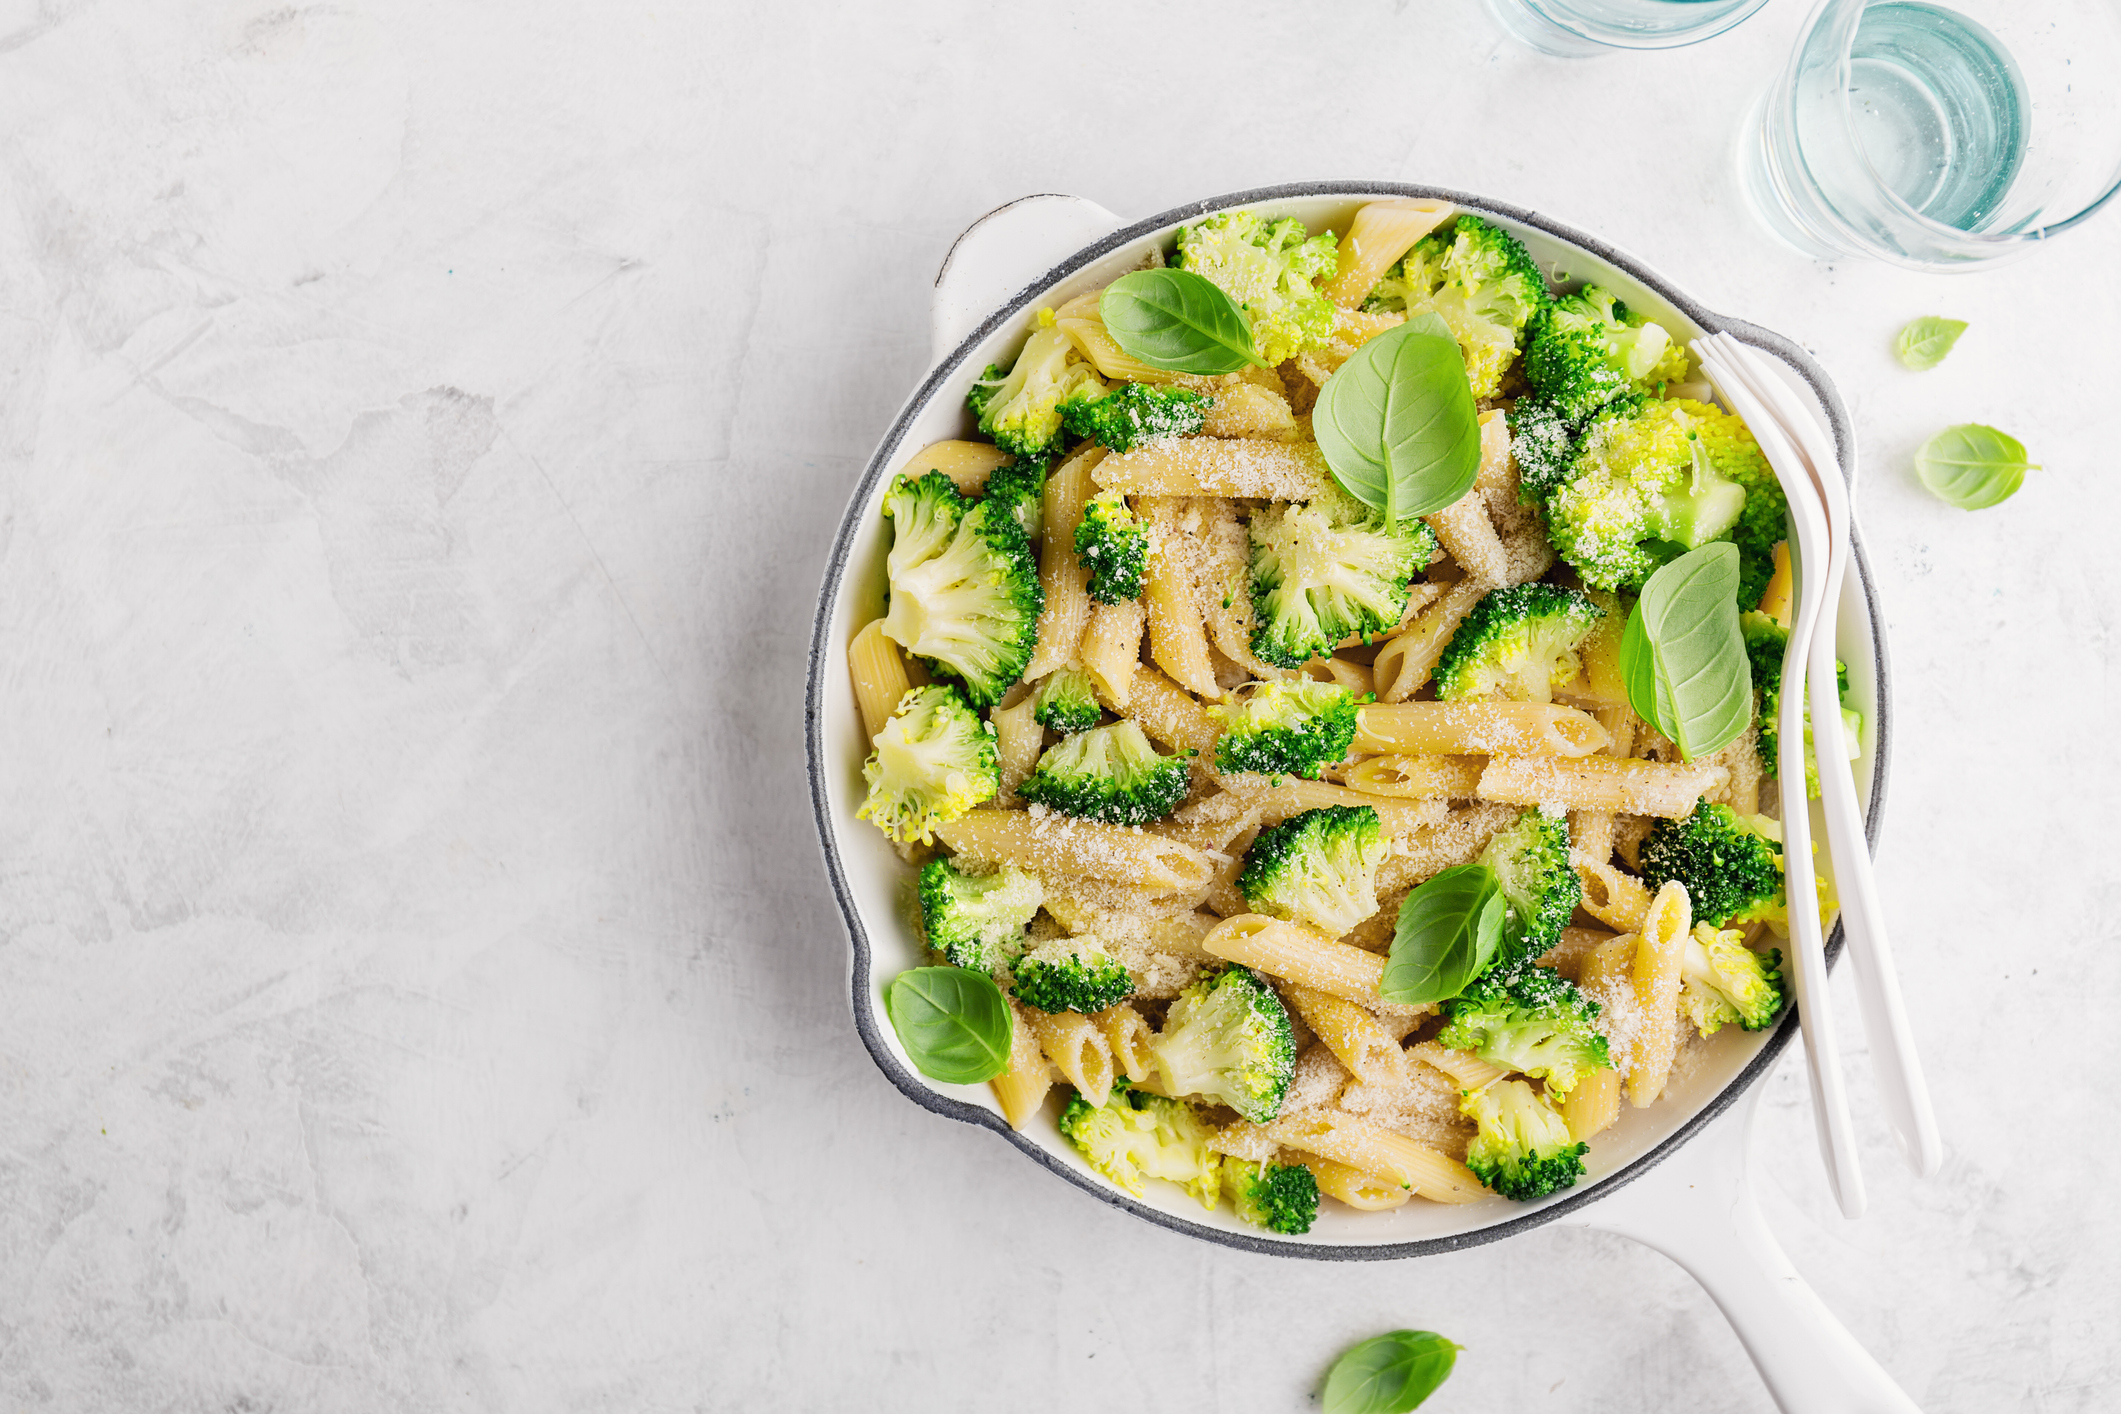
[1694,341,1867,1218]
[1699,333,1944,1179]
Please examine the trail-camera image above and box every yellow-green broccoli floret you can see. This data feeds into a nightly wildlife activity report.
[1638,800,1787,928]
[1031,666,1102,735]
[1150,966,1297,1124]
[1073,492,1149,604]
[1016,718,1189,825]
[855,683,998,845]
[1011,934,1135,1014]
[1239,805,1387,939]
[919,858,1043,972]
[1174,210,1340,365]
[1524,285,1688,420]
[880,470,1043,707]
[1742,611,1861,798]
[1248,487,1438,669]
[1680,923,1786,1036]
[1362,214,1550,397]
[1477,809,1580,966]
[967,324,1108,458]
[1434,583,1605,703]
[1461,1077,1589,1201]
[1229,1159,1320,1235]
[1205,680,1365,780]
[1542,397,1767,593]
[1060,1083,1222,1206]
[1060,382,1210,452]
[1437,964,1611,1100]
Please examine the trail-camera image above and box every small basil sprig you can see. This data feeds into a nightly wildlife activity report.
[1618,542,1752,761]
[1379,865,1504,1006]
[1915,423,2037,510]
[1099,269,1267,375]
[1894,316,1967,371]
[1323,1330,1462,1414]
[884,967,1013,1083]
[1313,312,1482,524]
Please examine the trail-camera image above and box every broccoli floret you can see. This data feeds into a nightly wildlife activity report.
[1239,805,1387,939]
[1205,679,1364,780]
[1073,492,1149,604]
[1509,397,1581,507]
[1031,666,1102,735]
[880,471,1042,707]
[1362,215,1549,397]
[1174,210,1339,365]
[855,683,999,844]
[982,456,1048,541]
[1681,924,1786,1036]
[1059,1083,1223,1207]
[1229,1159,1320,1235]
[1248,488,1438,668]
[919,858,1043,972]
[1524,286,1687,421]
[1061,382,1210,452]
[1543,397,1772,593]
[967,324,1109,458]
[1742,611,1861,799]
[1150,966,1298,1124]
[1011,934,1135,1014]
[1433,583,1605,703]
[1638,800,1787,928]
[1477,809,1580,966]
[1461,1077,1589,1201]
[1016,718,1189,825]
[1437,965,1611,1100]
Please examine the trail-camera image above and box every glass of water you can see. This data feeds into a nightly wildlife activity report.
[1482,0,1771,56]
[1742,0,2121,267]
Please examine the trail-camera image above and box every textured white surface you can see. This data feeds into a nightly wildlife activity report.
[1,2,2115,1410]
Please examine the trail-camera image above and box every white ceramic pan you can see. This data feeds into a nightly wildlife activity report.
[806,184,1921,1414]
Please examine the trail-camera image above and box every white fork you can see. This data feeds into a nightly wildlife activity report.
[1693,340,1867,1219]
[1698,333,1945,1180]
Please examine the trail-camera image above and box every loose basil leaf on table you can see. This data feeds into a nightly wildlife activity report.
[1379,864,1504,1006]
[1914,423,2038,510]
[1617,541,1751,761]
[1098,268,1266,375]
[1313,312,1482,525]
[884,966,1013,1084]
[1323,1330,1462,1414]
[1894,315,1968,371]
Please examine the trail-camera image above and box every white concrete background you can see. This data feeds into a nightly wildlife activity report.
[0,2,2114,1410]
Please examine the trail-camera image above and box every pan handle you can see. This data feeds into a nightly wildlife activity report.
[930,194,1126,364]
[1559,1081,1922,1412]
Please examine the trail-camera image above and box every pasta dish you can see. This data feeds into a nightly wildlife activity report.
[844,199,1847,1234]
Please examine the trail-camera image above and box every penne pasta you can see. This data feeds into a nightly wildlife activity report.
[848,619,914,744]
[1342,754,1488,801]
[1323,198,1454,307]
[1569,809,1617,868]
[1025,447,1103,679]
[1201,382,1299,441]
[1031,1009,1117,1109]
[1558,589,1631,707]
[1424,487,1508,588]
[1093,437,1333,500]
[1095,1002,1159,1084]
[1284,984,1412,1089]
[1476,753,1731,817]
[1244,776,1450,838]
[1408,1040,1512,1093]
[1200,914,1396,1009]
[1140,497,1221,696]
[1301,656,1375,697]
[937,811,1215,894]
[1116,662,1220,754]
[991,1000,1055,1129]
[990,692,1045,799]
[1561,1068,1623,1143]
[1305,1158,1414,1211]
[1079,599,1146,709]
[1576,857,1652,933]
[1355,702,1610,758]
[899,438,1014,494]
[1371,581,1496,702]
[1629,880,1693,1107]
[1263,1110,1486,1203]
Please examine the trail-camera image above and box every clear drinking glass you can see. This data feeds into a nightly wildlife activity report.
[1741,0,2121,267]
[1482,0,1772,56]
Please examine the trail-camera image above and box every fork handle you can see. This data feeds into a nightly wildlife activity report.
[1808,621,1945,1177]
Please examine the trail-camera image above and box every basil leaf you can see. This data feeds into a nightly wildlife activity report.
[1323,1330,1462,1414]
[1894,316,1967,371]
[884,967,1013,1083]
[1099,269,1265,375]
[1380,865,1505,1006]
[1914,423,2037,510]
[1313,313,1482,524]
[1617,542,1752,761]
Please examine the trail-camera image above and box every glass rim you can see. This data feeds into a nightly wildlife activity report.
[1811,0,2121,249]
[1515,0,1773,49]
